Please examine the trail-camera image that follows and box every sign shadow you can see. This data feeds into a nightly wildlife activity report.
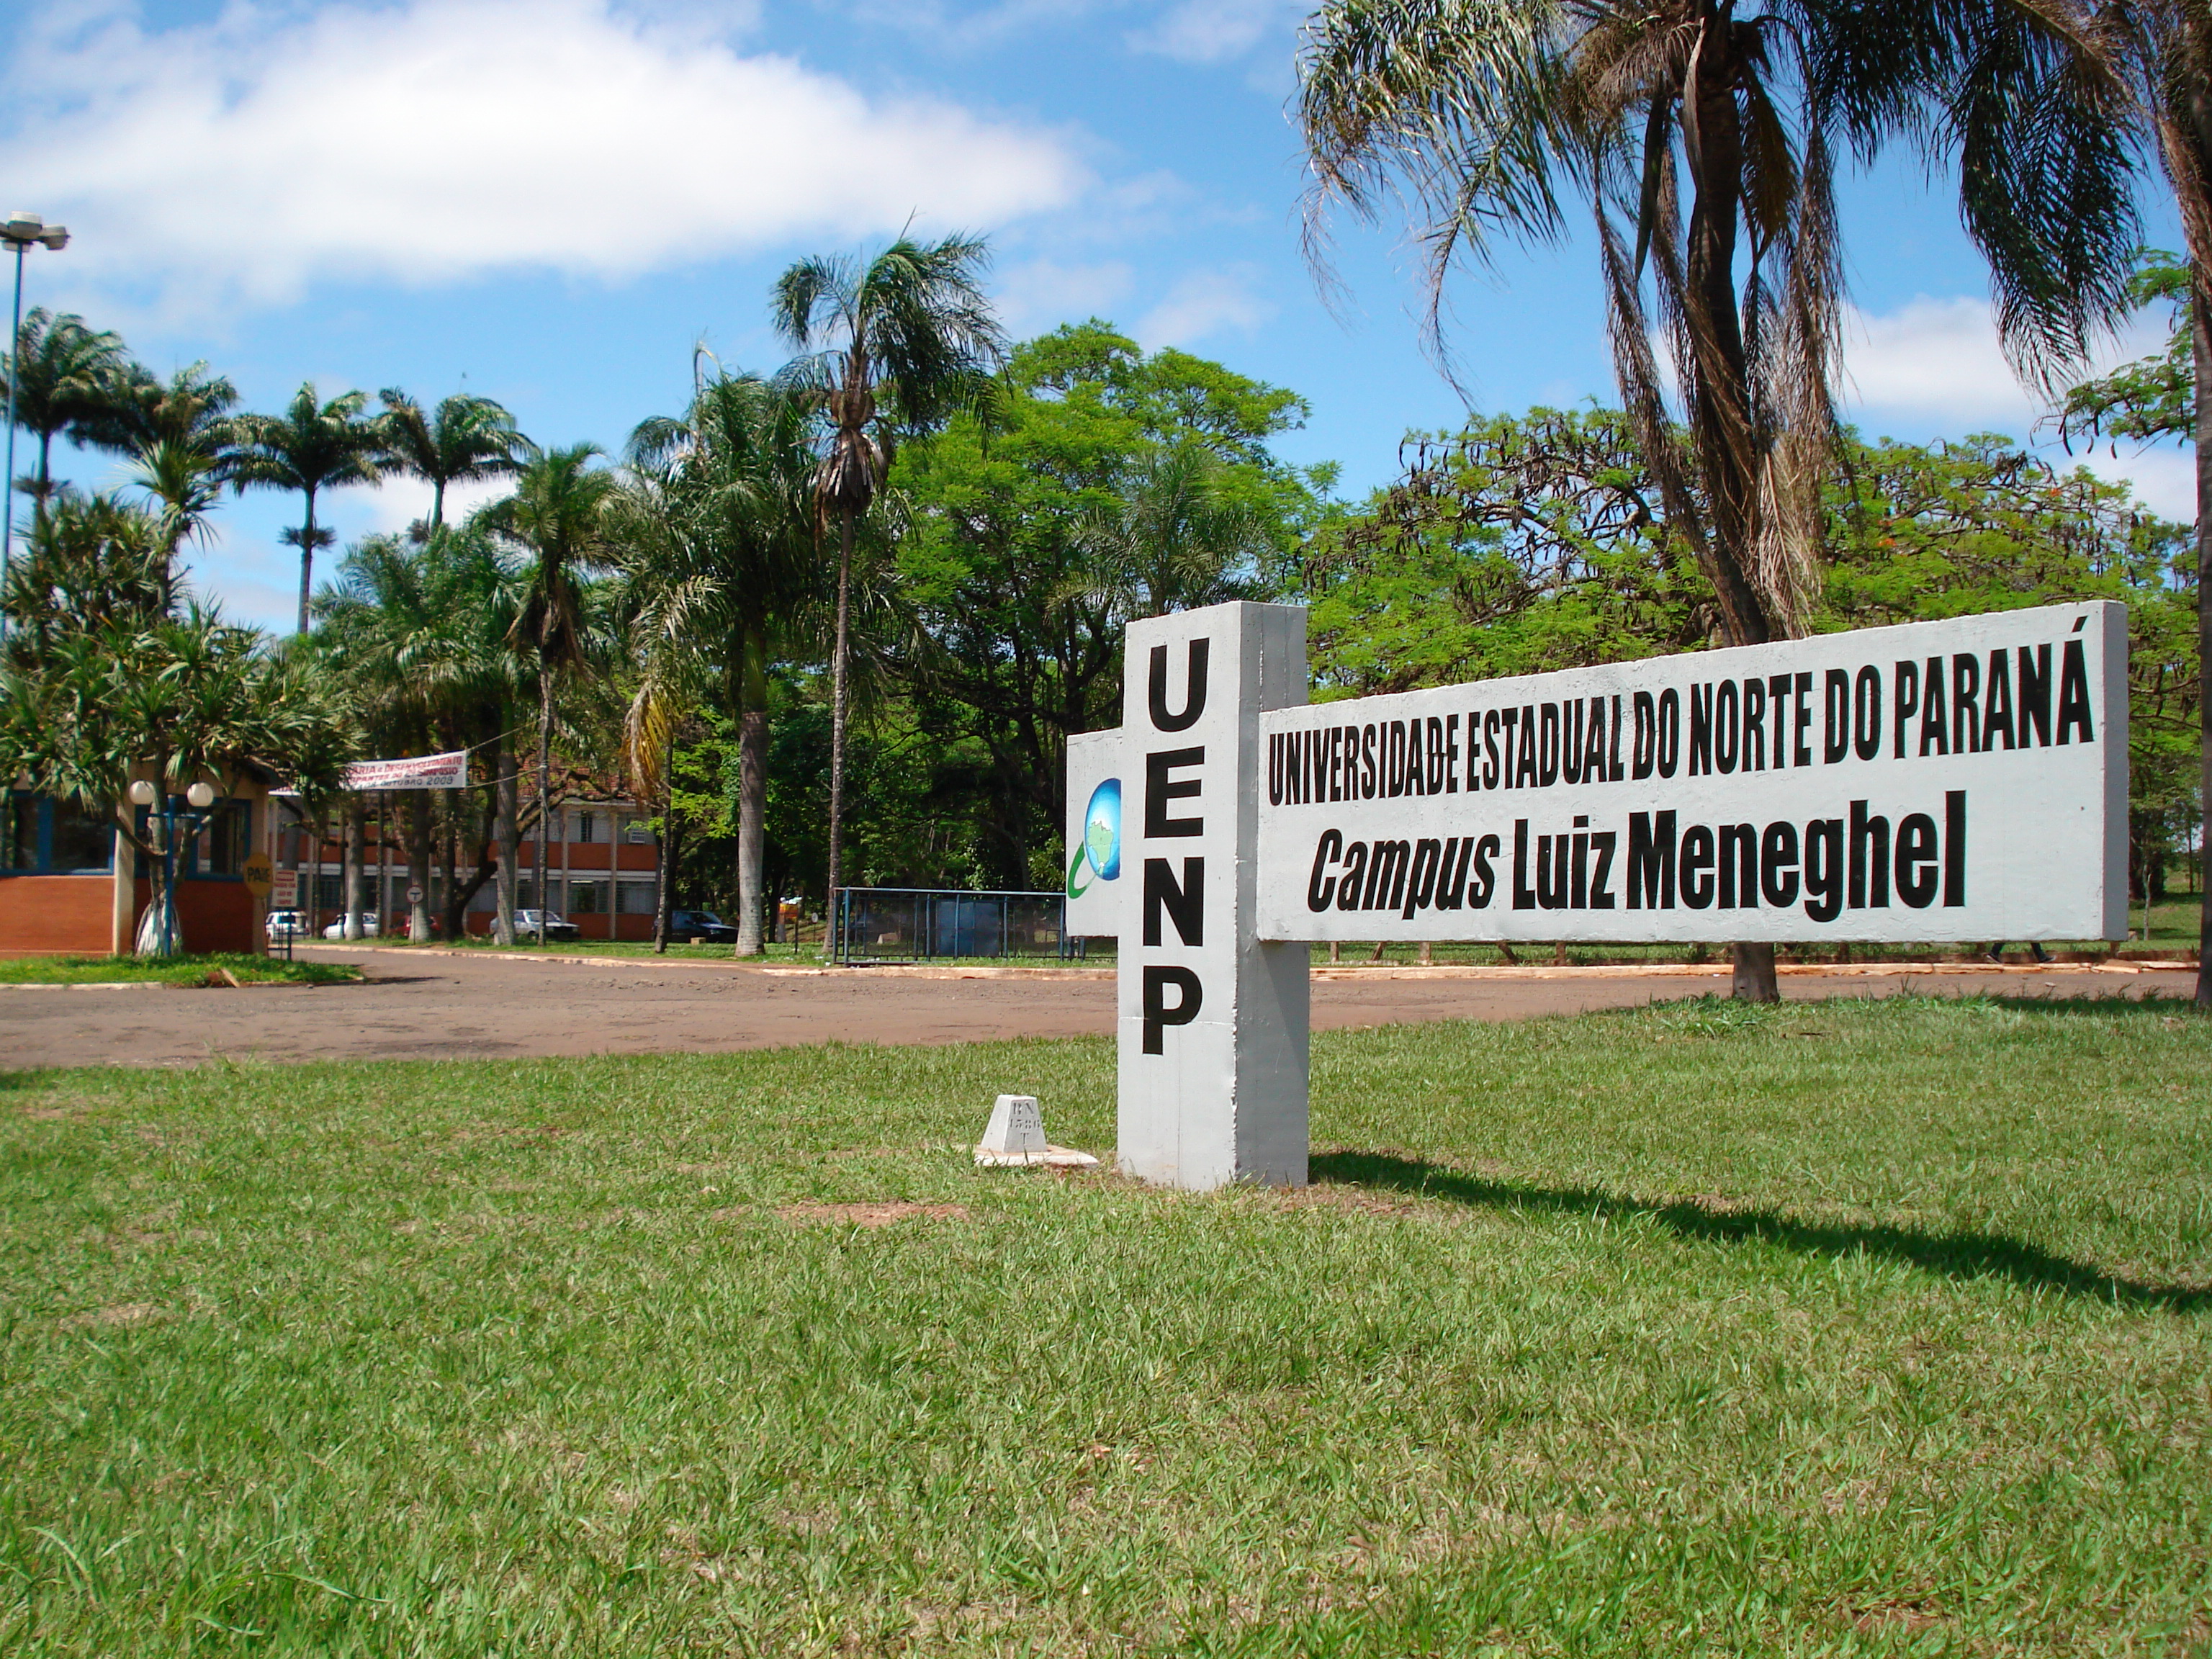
[1309,1149,2210,1312]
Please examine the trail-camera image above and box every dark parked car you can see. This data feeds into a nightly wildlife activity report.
[668,909,738,943]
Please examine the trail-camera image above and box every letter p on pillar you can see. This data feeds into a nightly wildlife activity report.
[1116,601,1310,1191]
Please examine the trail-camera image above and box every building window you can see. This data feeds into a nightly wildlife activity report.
[623,818,654,845]
[195,800,251,876]
[568,878,608,914]
[1,793,115,874]
[573,811,601,844]
[2,796,35,871]
[616,880,657,914]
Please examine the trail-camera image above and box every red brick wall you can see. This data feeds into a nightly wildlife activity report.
[0,876,114,956]
[132,881,258,955]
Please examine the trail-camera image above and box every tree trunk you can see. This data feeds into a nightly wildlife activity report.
[1683,26,1780,1004]
[296,487,318,637]
[737,635,769,958]
[654,804,678,955]
[441,786,464,943]
[408,791,432,942]
[342,799,364,940]
[494,739,517,945]
[2195,284,2210,1006]
[824,508,854,959]
[536,665,554,945]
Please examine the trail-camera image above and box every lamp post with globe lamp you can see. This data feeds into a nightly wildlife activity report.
[1,211,71,609]
[128,778,217,957]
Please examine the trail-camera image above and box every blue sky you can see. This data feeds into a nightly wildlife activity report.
[4,0,2190,633]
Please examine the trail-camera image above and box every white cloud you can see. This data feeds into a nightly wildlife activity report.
[3,0,1087,313]
[1838,294,2168,435]
[1838,293,2189,517]
[1134,266,1272,349]
[1128,0,1303,64]
[994,258,1134,335]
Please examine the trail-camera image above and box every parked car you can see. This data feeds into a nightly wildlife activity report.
[513,909,581,942]
[264,909,310,941]
[668,909,738,943]
[323,912,377,940]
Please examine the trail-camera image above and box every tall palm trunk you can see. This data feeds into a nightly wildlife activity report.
[824,508,854,957]
[536,663,554,944]
[493,740,518,945]
[737,631,769,957]
[342,799,364,940]
[1683,19,1781,1003]
[408,792,432,942]
[297,486,319,635]
[2195,285,2210,1006]
[654,727,678,955]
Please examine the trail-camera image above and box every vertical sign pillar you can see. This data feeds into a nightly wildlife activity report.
[1117,601,1309,1190]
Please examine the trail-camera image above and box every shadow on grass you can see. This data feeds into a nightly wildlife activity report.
[1311,1150,2211,1312]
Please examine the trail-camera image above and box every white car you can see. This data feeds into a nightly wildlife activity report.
[322,912,378,940]
[264,909,310,941]
[513,909,580,942]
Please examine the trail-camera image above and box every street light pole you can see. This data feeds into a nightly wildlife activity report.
[1,212,70,613]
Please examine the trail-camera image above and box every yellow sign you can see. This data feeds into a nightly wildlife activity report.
[243,853,274,896]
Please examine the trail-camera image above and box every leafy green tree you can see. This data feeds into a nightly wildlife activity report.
[1,309,127,506]
[894,323,1320,887]
[2054,254,2193,449]
[619,370,819,953]
[1295,0,2139,997]
[773,233,1006,922]
[0,493,356,955]
[1304,407,1714,697]
[483,444,618,943]
[230,385,387,633]
[379,390,536,531]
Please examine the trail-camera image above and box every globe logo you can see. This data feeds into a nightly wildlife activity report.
[1067,778,1121,898]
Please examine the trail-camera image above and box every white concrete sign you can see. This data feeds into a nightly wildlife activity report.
[1066,599,2126,1190]
[1115,603,1310,1190]
[1256,603,2126,943]
[1062,729,1123,938]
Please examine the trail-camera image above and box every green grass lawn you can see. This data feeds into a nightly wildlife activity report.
[0,953,359,987]
[4,995,2209,1655]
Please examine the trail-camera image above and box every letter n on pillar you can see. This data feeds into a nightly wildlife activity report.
[1118,601,1310,1190]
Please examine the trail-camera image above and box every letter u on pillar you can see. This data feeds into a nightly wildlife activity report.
[1118,602,1310,1191]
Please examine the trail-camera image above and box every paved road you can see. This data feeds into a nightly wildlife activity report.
[0,948,2192,1070]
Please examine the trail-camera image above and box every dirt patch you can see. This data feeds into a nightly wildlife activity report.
[778,1202,971,1228]
[60,1302,166,1330]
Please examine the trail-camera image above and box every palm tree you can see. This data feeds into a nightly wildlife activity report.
[772,234,1005,932]
[379,389,536,531]
[79,359,240,458]
[619,369,818,955]
[230,385,386,634]
[1295,0,2139,998]
[1,308,127,505]
[485,444,617,943]
[127,437,225,611]
[2081,1,2208,1004]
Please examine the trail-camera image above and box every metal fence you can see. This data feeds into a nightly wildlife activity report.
[833,887,1084,964]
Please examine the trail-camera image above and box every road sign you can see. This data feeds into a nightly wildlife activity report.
[405,885,424,905]
[1069,598,2128,1191]
[271,869,299,908]
[242,853,274,896]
